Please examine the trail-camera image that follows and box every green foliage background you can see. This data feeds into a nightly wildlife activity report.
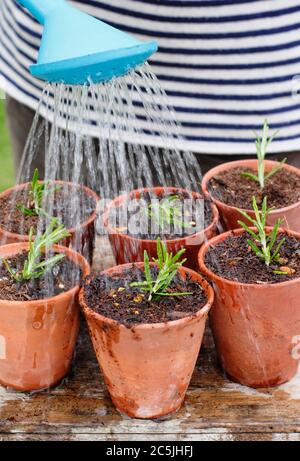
[0,100,14,191]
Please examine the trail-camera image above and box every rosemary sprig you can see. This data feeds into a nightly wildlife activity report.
[17,168,59,217]
[2,218,70,282]
[238,196,285,267]
[146,195,191,231]
[241,120,286,189]
[130,238,192,301]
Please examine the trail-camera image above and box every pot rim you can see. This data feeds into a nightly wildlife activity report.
[103,186,219,245]
[0,242,90,307]
[198,226,300,289]
[0,181,99,242]
[201,159,300,216]
[80,261,214,331]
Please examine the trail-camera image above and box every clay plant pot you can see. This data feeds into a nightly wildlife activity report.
[198,227,300,388]
[0,181,99,262]
[202,159,300,232]
[0,243,90,391]
[80,263,214,419]
[103,187,219,270]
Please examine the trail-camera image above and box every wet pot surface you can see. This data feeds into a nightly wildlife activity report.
[202,160,300,232]
[80,262,213,419]
[198,227,300,388]
[103,187,219,270]
[0,243,90,391]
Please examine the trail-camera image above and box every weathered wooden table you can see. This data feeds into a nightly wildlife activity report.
[0,238,300,441]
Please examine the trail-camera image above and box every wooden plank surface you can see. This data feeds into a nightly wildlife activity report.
[0,237,300,442]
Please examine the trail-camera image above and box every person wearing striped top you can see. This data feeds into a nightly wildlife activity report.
[1,0,300,173]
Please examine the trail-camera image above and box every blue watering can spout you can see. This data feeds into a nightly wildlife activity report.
[17,0,158,85]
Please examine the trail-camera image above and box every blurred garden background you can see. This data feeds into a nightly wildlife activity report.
[0,100,14,192]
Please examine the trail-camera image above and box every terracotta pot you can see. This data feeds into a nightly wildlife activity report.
[0,243,90,391]
[198,227,300,388]
[202,159,300,232]
[103,187,219,270]
[0,181,99,262]
[80,263,214,419]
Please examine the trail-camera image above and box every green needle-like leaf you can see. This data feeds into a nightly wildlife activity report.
[18,168,61,219]
[144,250,152,286]
[241,121,284,189]
[238,196,285,267]
[265,158,287,182]
[237,220,259,240]
[237,209,258,227]
[241,172,259,182]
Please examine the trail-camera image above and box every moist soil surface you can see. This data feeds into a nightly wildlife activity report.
[0,183,96,235]
[83,265,208,326]
[205,233,300,284]
[208,167,300,209]
[109,190,213,240]
[0,251,82,301]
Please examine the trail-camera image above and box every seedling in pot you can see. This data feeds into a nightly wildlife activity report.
[17,168,59,217]
[241,120,286,189]
[237,196,287,271]
[146,195,191,231]
[2,218,70,282]
[130,238,192,301]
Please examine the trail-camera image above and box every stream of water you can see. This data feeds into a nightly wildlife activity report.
[18,63,201,195]
[0,63,206,296]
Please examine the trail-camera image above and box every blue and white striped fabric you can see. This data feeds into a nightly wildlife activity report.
[1,0,300,154]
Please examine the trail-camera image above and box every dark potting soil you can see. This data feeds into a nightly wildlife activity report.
[0,184,96,235]
[205,233,300,284]
[0,251,82,301]
[109,190,213,240]
[83,265,208,326]
[208,167,300,209]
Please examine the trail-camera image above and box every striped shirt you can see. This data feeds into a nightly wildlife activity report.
[1,0,300,154]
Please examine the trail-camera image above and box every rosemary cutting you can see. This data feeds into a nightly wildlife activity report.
[238,196,285,267]
[241,120,286,189]
[130,238,192,301]
[2,218,70,282]
[17,168,59,217]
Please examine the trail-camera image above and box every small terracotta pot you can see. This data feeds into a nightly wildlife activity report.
[0,243,90,391]
[202,159,300,231]
[103,187,219,270]
[80,263,214,419]
[198,227,300,388]
[0,181,99,262]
